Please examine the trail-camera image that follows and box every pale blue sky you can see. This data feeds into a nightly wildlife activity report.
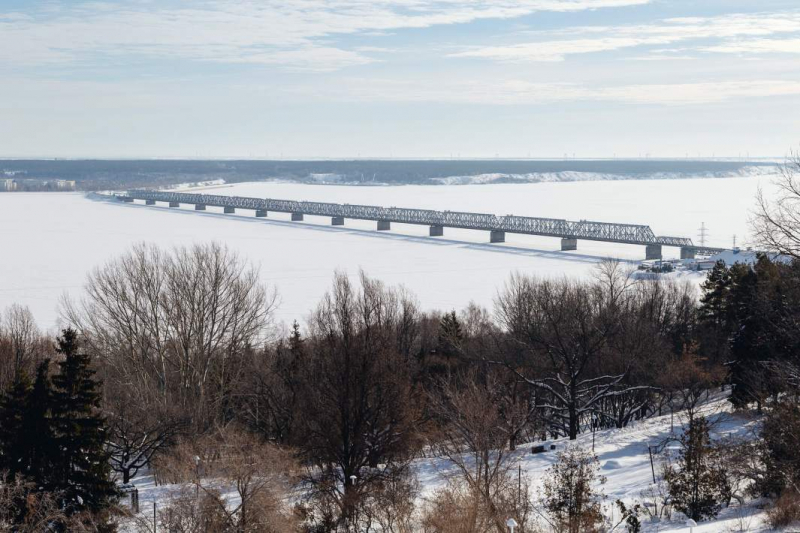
[1,0,799,158]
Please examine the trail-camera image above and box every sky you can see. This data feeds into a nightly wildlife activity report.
[1,0,799,159]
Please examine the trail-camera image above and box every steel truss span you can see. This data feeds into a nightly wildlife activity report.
[118,190,724,254]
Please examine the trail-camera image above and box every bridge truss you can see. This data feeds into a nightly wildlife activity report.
[118,189,725,254]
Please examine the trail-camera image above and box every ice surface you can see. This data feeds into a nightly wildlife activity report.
[0,175,773,329]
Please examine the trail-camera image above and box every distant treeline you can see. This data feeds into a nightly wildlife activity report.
[0,159,775,191]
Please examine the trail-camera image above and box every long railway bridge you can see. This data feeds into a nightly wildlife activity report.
[115,189,726,259]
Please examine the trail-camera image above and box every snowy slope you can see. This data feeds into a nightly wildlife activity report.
[122,393,772,532]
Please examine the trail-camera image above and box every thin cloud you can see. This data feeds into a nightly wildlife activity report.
[0,0,651,71]
[325,78,800,105]
[451,10,800,62]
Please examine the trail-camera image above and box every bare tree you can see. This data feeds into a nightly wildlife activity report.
[104,377,185,483]
[0,304,45,387]
[495,274,634,439]
[427,371,530,533]
[62,242,277,427]
[296,272,422,530]
[753,152,800,257]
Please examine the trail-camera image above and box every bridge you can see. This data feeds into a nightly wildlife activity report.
[115,189,726,259]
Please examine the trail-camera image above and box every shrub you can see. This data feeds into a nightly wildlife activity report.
[542,446,606,533]
[760,401,800,496]
[421,475,536,533]
[766,490,800,529]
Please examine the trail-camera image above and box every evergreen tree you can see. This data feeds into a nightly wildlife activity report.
[542,446,606,533]
[698,261,731,327]
[437,310,463,359]
[665,416,730,521]
[728,259,781,410]
[0,372,32,478]
[0,361,56,486]
[50,328,117,514]
[23,361,57,487]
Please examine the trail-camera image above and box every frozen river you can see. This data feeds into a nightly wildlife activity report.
[1,176,770,329]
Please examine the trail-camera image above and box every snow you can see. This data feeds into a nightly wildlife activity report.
[121,393,773,532]
[406,393,770,532]
[429,165,777,185]
[0,175,775,329]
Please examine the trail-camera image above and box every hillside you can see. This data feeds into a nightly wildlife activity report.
[123,392,772,532]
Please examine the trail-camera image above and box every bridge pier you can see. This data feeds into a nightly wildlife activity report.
[377,220,391,231]
[646,244,662,260]
[681,247,696,259]
[490,230,505,243]
[169,202,180,208]
[561,238,578,251]
[332,216,345,226]
[145,199,156,205]
[195,204,206,211]
[224,206,235,214]
[291,213,304,221]
[429,225,444,237]
[255,210,267,217]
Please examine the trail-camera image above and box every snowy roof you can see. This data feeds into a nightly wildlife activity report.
[707,249,790,266]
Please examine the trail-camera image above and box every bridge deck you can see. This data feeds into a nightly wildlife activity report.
[118,190,725,254]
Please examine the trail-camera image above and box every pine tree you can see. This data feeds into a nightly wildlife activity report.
[698,260,731,327]
[50,328,117,514]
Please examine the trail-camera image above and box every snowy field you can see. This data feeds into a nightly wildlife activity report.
[1,175,772,329]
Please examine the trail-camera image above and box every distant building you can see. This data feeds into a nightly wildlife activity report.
[55,179,76,190]
[3,179,16,191]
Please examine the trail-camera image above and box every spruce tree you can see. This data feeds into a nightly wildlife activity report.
[664,416,730,521]
[437,310,463,359]
[23,360,57,487]
[50,328,117,514]
[0,372,32,478]
[728,261,774,410]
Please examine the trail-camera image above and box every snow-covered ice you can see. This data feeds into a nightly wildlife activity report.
[1,175,773,329]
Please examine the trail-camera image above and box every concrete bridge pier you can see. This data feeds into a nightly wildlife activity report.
[646,244,662,260]
[255,210,267,217]
[169,202,180,208]
[224,206,235,214]
[291,213,304,221]
[332,216,345,226]
[561,238,578,251]
[195,204,206,211]
[145,199,156,205]
[680,247,696,259]
[429,225,444,237]
[377,220,391,231]
[490,230,505,243]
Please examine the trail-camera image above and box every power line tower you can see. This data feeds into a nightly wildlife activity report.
[698,222,708,247]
